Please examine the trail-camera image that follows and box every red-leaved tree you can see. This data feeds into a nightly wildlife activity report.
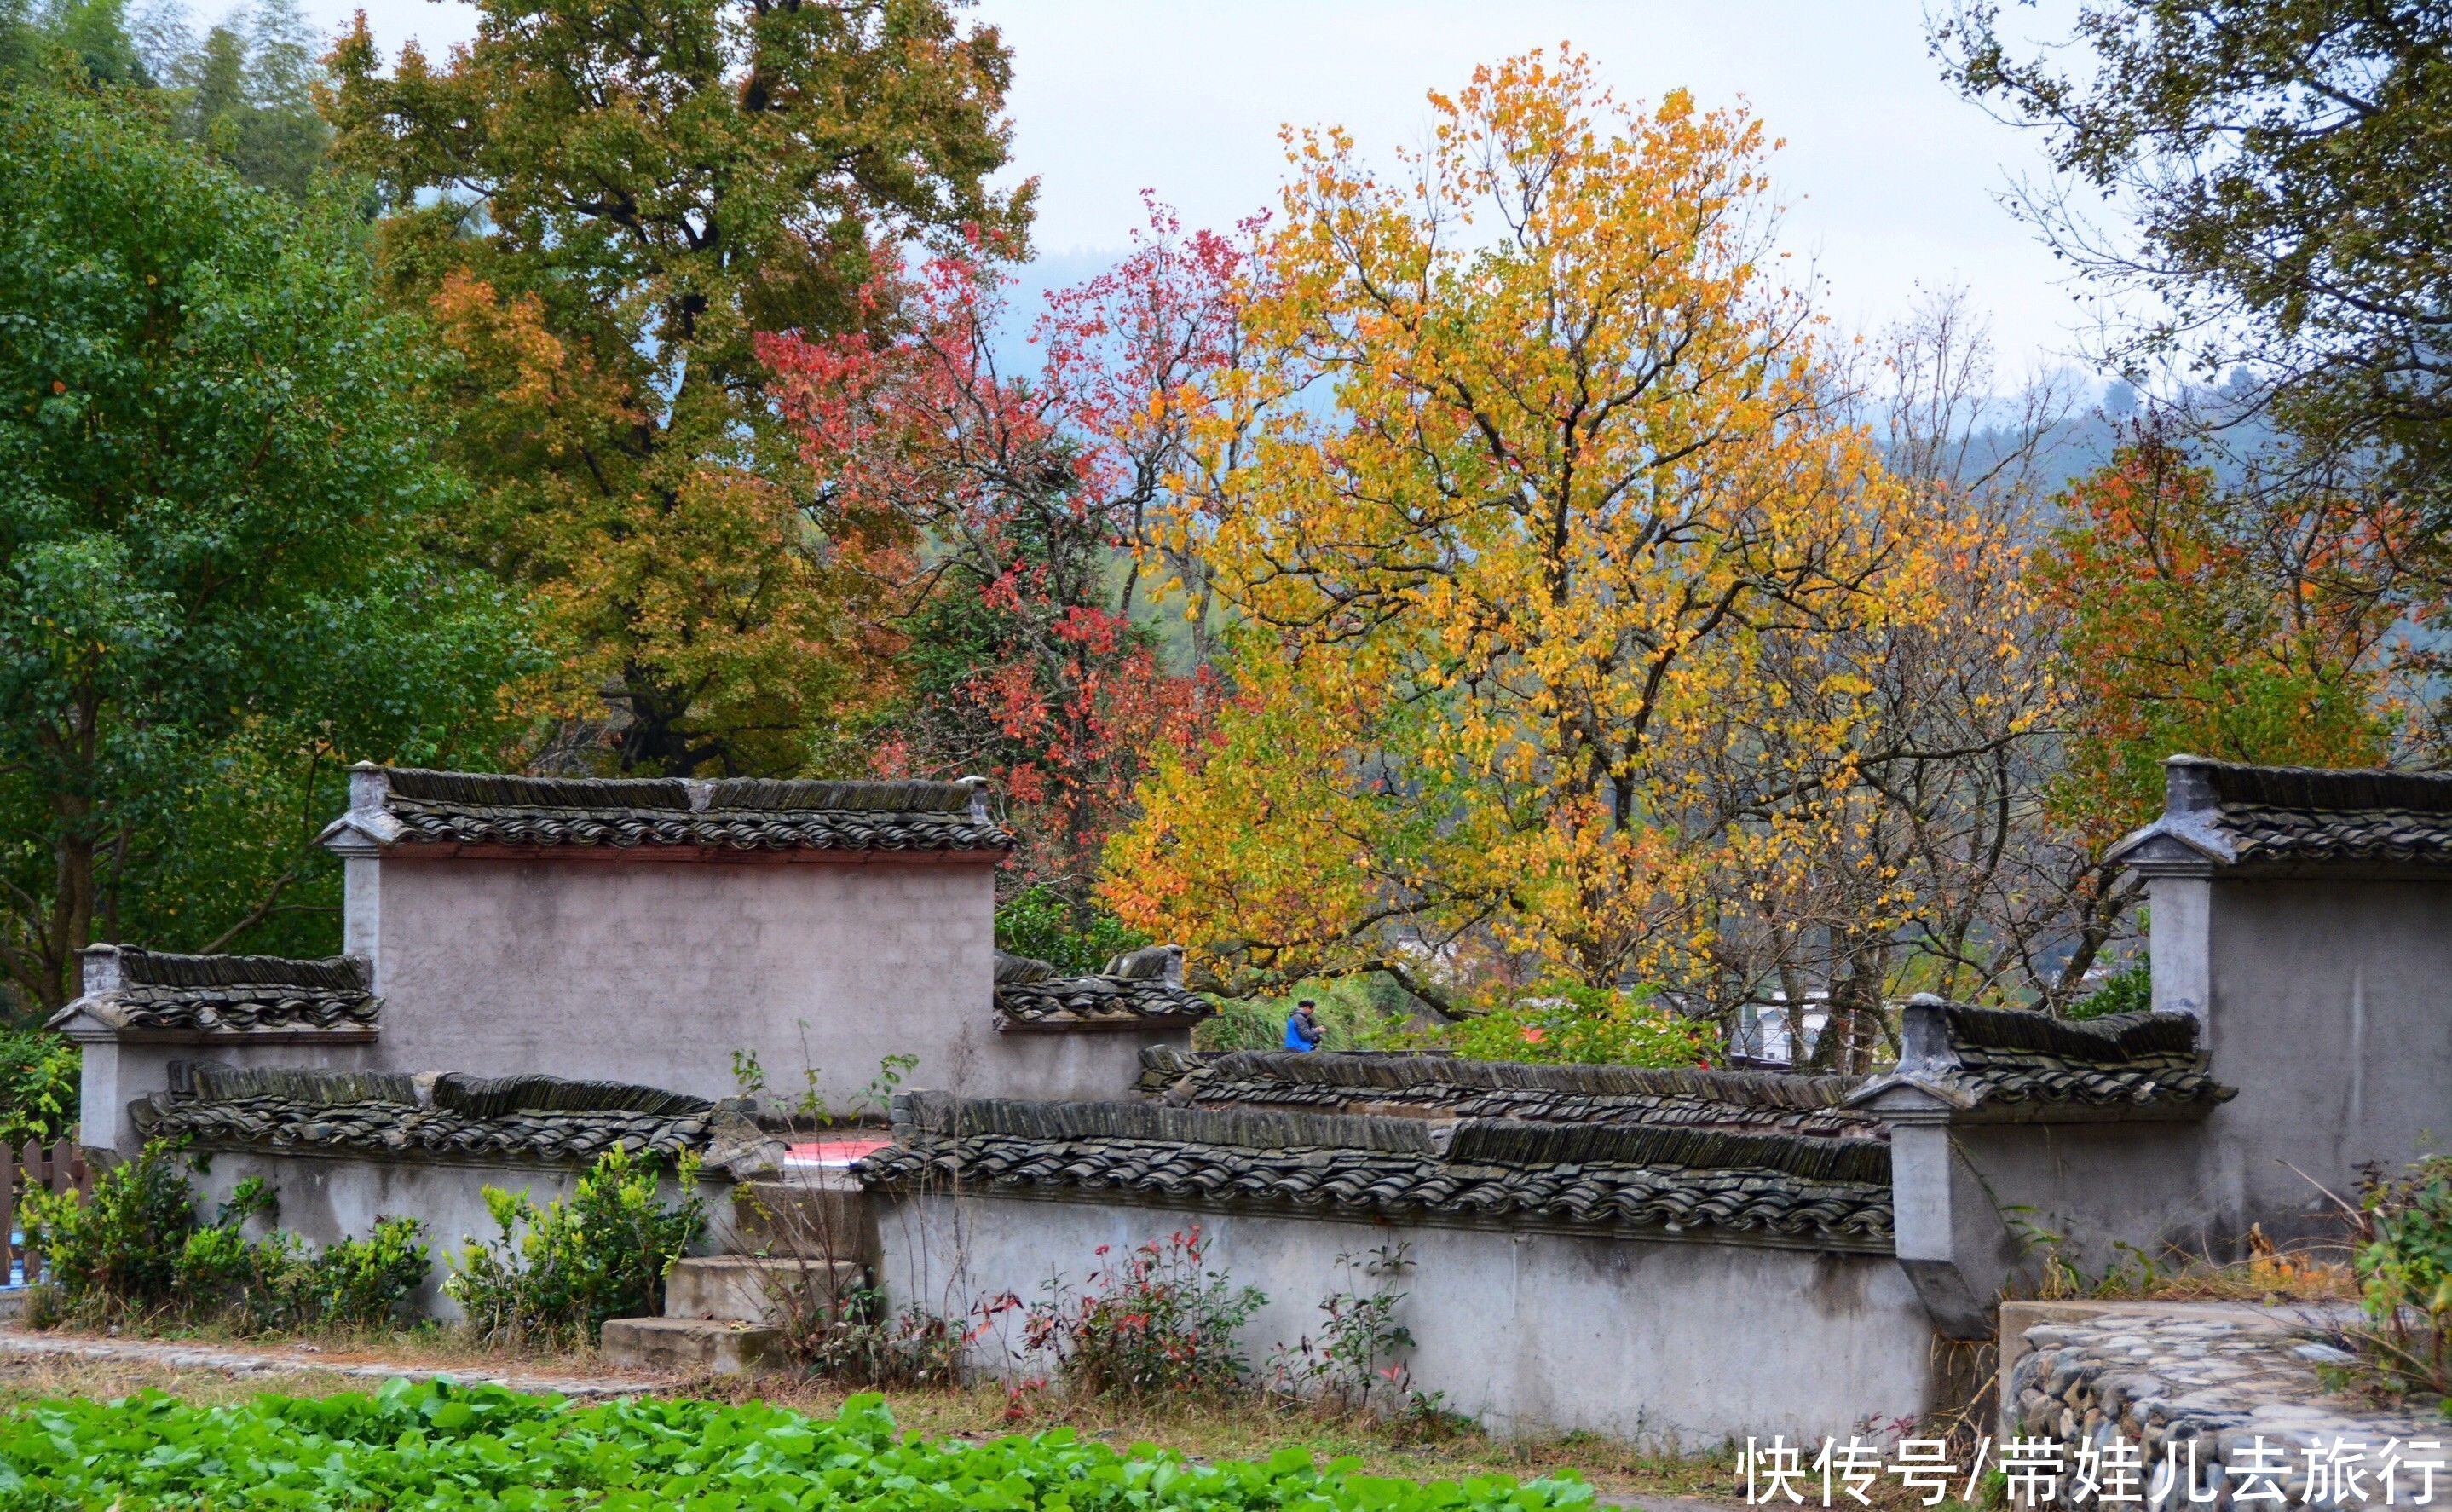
[760,202,1247,903]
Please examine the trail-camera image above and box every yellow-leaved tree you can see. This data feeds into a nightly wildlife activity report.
[1103,53,2024,1026]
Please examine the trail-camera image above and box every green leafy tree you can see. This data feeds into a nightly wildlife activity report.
[0,1025,77,1143]
[0,0,151,87]
[1936,1,2452,517]
[0,92,533,1012]
[160,0,332,198]
[326,0,1031,776]
[3,0,334,197]
[995,885,1150,977]
[1438,984,1720,1068]
[2035,436,2409,838]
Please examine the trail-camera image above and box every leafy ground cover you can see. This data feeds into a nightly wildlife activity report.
[0,1351,1742,1504]
[0,1376,1601,1512]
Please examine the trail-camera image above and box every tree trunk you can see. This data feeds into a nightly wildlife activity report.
[2047,869,2143,1013]
[43,816,93,1015]
[613,665,718,776]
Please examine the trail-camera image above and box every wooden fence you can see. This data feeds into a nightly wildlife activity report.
[0,1141,89,1285]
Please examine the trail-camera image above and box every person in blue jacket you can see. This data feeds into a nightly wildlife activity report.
[1283,998,1324,1052]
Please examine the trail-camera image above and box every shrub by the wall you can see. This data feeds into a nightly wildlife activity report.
[311,1218,438,1326]
[1023,1227,1263,1403]
[19,1144,429,1331]
[447,1145,705,1347]
[2357,1153,2452,1394]
[778,1284,995,1388]
[0,1026,77,1149]
[1266,1244,1418,1416]
[180,1215,432,1334]
[19,1143,194,1313]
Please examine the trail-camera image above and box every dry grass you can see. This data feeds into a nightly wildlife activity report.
[0,1353,377,1411]
[15,1320,603,1374]
[690,1373,1746,1501]
[2029,1229,2360,1307]
[2132,1252,2359,1304]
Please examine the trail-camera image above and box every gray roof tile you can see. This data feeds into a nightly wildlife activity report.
[53,949,378,1039]
[1850,1001,2235,1117]
[2110,757,2452,871]
[991,947,1213,1030]
[130,1064,783,1176]
[1141,1048,1878,1137]
[856,1094,1894,1249]
[326,768,1013,855]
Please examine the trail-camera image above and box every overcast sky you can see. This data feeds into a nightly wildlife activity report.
[298,0,2106,385]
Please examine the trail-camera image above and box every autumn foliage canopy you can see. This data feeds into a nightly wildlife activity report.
[1098,55,2034,1011]
[15,0,2445,1051]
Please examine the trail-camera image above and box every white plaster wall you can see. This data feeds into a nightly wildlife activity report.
[188,1148,734,1319]
[73,853,1179,1180]
[984,1031,1191,1104]
[1954,872,2452,1273]
[874,1191,1935,1446]
[76,1042,169,1161]
[2197,877,2452,1246]
[76,1039,384,1161]
[1951,1122,2224,1279]
[362,856,1001,1110]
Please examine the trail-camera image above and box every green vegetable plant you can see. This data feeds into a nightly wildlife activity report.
[446,1144,705,1347]
[0,1378,1592,1511]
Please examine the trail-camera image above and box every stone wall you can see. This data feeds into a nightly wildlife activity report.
[873,1187,1937,1446]
[1999,1301,2443,1509]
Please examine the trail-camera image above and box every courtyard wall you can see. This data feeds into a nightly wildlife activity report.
[873,1188,1936,1445]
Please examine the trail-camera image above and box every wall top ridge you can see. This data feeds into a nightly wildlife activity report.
[319,765,1012,858]
[54,944,380,1042]
[2109,754,2452,874]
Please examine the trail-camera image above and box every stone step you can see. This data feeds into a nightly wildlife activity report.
[663,1255,862,1326]
[730,1175,872,1264]
[599,1317,778,1376]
